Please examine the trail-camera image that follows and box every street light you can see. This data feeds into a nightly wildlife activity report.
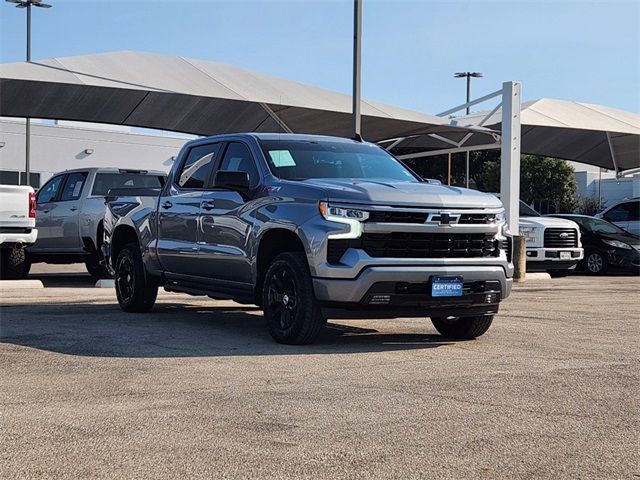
[454,71,483,188]
[5,0,52,186]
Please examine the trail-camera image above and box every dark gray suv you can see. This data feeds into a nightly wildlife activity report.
[104,134,513,344]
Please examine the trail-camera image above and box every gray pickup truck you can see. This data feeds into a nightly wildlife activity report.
[104,133,513,344]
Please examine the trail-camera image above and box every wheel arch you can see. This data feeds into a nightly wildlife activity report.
[255,228,307,304]
[110,224,140,267]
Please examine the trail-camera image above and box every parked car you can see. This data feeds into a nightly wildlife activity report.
[27,168,166,278]
[0,184,37,279]
[595,198,640,236]
[104,133,514,345]
[494,196,583,277]
[547,214,640,274]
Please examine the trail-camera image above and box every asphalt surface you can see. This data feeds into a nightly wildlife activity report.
[1,265,638,479]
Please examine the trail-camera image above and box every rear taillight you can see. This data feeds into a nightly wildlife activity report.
[29,192,36,218]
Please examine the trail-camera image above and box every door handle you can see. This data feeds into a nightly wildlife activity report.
[70,206,78,212]
[201,201,215,211]
[161,201,173,209]
[43,209,50,214]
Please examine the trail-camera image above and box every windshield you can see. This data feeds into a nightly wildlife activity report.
[519,201,540,217]
[579,217,630,235]
[91,173,166,196]
[259,139,420,182]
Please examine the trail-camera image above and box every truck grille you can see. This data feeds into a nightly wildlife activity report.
[544,228,578,248]
[327,233,499,263]
[366,211,497,224]
[0,227,32,233]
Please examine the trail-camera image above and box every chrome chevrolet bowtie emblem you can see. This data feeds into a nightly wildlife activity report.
[427,212,461,225]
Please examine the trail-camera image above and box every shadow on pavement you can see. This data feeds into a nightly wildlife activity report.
[28,272,97,288]
[0,302,451,357]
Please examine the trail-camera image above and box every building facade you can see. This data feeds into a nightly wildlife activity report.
[0,118,190,188]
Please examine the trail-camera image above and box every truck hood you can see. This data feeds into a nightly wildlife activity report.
[519,216,579,229]
[299,179,503,209]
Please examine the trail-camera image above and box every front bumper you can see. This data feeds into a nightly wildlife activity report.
[0,229,38,247]
[313,265,511,318]
[525,247,583,271]
[604,248,640,271]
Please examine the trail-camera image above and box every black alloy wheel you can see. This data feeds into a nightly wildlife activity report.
[262,252,326,344]
[267,268,298,331]
[116,254,135,304]
[114,242,158,313]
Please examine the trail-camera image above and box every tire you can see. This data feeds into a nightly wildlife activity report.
[0,246,31,280]
[262,252,326,345]
[547,268,575,278]
[431,315,494,339]
[585,251,608,275]
[85,257,112,279]
[115,242,158,312]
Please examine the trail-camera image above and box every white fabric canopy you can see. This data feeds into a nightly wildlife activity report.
[391,98,640,174]
[0,50,494,145]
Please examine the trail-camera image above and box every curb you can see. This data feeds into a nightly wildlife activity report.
[0,280,44,289]
[95,279,116,288]
[524,272,552,281]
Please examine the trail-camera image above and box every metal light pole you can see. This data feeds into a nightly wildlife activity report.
[352,0,362,140]
[5,0,52,186]
[454,71,482,188]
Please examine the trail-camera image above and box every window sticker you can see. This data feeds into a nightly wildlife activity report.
[72,181,83,198]
[269,150,296,167]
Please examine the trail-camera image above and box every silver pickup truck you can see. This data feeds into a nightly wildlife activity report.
[104,133,514,344]
[26,167,166,278]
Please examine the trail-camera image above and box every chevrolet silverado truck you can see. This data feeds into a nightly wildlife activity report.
[0,184,37,279]
[104,134,514,344]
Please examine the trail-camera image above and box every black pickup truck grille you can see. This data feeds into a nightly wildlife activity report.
[327,233,500,263]
[366,211,497,224]
[544,228,578,248]
[0,227,32,234]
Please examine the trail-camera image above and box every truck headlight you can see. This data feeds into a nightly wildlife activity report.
[319,202,369,239]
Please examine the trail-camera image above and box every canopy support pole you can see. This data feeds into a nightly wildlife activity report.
[500,81,524,281]
[259,103,293,133]
[606,131,619,178]
[352,0,362,140]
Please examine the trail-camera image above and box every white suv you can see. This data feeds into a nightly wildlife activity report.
[596,198,640,236]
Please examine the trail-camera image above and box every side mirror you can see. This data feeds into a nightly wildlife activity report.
[214,170,250,194]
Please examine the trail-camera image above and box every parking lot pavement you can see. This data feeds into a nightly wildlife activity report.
[1,272,638,480]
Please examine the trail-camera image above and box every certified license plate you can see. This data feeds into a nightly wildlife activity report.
[431,276,463,297]
[559,251,571,260]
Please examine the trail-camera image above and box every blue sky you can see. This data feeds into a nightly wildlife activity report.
[1,0,638,115]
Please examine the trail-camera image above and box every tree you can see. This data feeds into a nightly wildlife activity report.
[480,155,578,213]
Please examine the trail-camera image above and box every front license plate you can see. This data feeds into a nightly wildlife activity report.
[559,251,571,260]
[431,276,464,297]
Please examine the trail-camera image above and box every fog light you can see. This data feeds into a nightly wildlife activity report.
[485,294,498,304]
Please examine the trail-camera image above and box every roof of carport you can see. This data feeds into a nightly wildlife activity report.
[391,98,640,174]
[0,50,495,145]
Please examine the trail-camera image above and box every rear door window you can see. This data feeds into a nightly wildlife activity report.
[177,143,222,189]
[604,205,631,222]
[60,172,88,202]
[37,175,65,204]
[623,201,640,221]
[91,173,166,196]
